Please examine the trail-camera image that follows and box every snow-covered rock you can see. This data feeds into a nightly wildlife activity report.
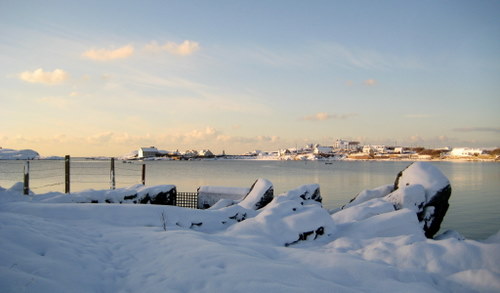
[283,183,322,204]
[387,162,452,238]
[0,148,40,160]
[238,178,274,210]
[35,184,177,205]
[227,184,335,246]
[340,162,451,239]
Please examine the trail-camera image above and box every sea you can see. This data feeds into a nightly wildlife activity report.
[1,159,498,240]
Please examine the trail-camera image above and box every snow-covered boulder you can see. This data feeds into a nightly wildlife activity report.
[286,183,322,204]
[197,185,250,209]
[385,162,452,238]
[339,162,451,239]
[36,184,177,205]
[238,178,274,210]
[227,184,335,246]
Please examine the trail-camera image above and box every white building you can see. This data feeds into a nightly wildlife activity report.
[313,146,334,155]
[362,145,387,154]
[334,139,360,151]
[362,145,374,154]
[450,148,483,157]
[138,147,159,158]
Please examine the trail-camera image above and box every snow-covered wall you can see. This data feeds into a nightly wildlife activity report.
[197,186,250,209]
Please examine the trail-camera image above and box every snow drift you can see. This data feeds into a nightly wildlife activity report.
[0,162,499,293]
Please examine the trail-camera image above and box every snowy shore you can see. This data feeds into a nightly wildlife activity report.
[1,148,498,162]
[1,162,499,292]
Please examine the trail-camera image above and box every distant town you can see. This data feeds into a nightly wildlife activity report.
[126,139,500,162]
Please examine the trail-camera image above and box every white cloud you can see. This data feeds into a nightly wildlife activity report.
[302,112,358,121]
[453,127,500,133]
[82,45,134,61]
[363,79,377,86]
[183,127,219,141]
[19,68,68,85]
[145,40,200,56]
[86,132,115,144]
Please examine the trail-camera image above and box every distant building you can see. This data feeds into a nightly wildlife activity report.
[362,145,374,154]
[450,148,483,157]
[394,147,404,154]
[334,139,360,151]
[362,145,388,154]
[138,147,159,158]
[313,146,334,155]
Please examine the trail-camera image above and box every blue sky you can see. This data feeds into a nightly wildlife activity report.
[1,0,499,156]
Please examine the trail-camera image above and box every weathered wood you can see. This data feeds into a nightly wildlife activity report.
[110,157,115,190]
[141,164,146,185]
[65,155,70,194]
[23,161,29,195]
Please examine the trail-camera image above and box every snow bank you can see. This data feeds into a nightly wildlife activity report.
[0,162,499,293]
[0,148,39,160]
[226,184,333,246]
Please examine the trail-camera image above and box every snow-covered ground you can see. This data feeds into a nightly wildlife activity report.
[0,148,39,160]
[0,164,499,293]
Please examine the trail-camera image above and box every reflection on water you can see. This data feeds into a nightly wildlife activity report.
[0,159,498,240]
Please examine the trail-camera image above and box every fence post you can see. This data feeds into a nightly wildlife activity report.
[23,161,29,195]
[110,157,116,190]
[65,155,70,194]
[141,163,146,185]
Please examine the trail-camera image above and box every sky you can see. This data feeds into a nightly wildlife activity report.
[1,0,499,156]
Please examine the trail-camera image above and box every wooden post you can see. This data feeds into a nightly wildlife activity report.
[110,157,116,190]
[65,155,70,194]
[141,163,146,185]
[23,161,29,195]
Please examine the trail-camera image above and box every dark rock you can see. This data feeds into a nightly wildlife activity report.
[228,212,247,222]
[149,190,176,205]
[314,227,324,239]
[418,185,451,238]
[124,194,137,200]
[134,188,176,205]
[139,194,151,204]
[285,226,326,246]
[298,185,322,203]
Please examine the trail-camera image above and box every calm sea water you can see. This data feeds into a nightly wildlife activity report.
[1,159,498,240]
